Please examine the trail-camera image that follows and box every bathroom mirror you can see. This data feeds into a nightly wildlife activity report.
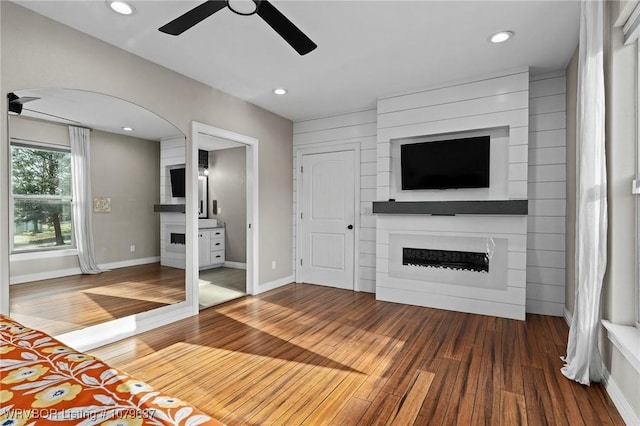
[7,88,187,338]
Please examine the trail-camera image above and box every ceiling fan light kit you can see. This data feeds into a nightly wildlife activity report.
[227,0,259,16]
[159,0,317,55]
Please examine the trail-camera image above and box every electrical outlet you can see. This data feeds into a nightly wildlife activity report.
[218,207,222,214]
[271,261,276,270]
[129,245,135,253]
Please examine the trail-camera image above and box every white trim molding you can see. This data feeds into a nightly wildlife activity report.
[10,248,78,262]
[10,267,81,285]
[256,274,294,294]
[10,256,160,285]
[601,363,640,426]
[602,320,640,375]
[224,261,247,270]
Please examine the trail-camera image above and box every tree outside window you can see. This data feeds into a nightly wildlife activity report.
[11,142,73,251]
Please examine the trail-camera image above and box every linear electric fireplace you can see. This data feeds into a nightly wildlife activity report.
[402,247,489,273]
[388,234,508,291]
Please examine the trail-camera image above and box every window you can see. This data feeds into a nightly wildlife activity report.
[10,140,73,252]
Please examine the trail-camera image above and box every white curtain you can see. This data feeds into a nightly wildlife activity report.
[69,126,103,274]
[561,0,607,385]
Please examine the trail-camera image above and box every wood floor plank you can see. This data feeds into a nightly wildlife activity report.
[414,357,461,425]
[442,343,483,426]
[358,391,402,426]
[541,338,585,426]
[329,397,370,426]
[500,390,528,426]
[82,284,625,426]
[518,316,544,369]
[522,365,556,425]
[386,369,434,426]
[501,318,524,394]
[470,329,502,426]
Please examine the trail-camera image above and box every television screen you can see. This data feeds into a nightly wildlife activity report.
[401,136,490,190]
[169,167,186,198]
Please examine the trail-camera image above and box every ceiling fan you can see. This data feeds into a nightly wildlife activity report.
[159,0,317,56]
[7,92,81,124]
[7,92,41,115]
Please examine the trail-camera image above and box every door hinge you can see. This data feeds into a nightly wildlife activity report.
[300,212,303,219]
[300,165,303,173]
[300,258,303,266]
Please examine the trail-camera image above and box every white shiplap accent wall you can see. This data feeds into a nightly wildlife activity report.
[292,109,377,292]
[160,136,186,268]
[527,72,567,316]
[375,69,530,320]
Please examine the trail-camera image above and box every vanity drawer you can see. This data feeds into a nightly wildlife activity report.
[210,237,224,250]
[210,229,225,238]
[210,249,225,264]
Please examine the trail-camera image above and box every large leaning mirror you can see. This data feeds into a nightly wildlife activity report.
[7,88,186,338]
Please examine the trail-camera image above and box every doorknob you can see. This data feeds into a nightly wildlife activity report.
[347,225,353,230]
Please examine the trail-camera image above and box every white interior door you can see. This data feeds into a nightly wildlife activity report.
[301,150,355,289]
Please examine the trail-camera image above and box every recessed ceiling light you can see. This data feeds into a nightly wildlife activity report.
[122,126,134,132]
[273,88,288,95]
[489,31,514,44]
[107,1,136,16]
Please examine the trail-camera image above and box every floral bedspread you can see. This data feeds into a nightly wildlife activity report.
[0,315,223,426]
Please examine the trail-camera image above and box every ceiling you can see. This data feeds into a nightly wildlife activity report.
[12,88,183,140]
[14,1,580,123]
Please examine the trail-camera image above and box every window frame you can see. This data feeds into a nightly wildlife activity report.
[9,138,75,254]
[636,41,640,328]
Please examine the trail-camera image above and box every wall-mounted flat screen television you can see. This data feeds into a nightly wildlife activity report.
[169,167,186,198]
[400,136,490,190]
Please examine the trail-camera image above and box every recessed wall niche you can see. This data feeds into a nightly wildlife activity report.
[389,127,510,202]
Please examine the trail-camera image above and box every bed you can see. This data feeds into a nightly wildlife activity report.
[0,314,223,426]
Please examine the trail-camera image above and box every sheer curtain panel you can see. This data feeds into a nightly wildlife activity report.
[561,0,607,385]
[69,126,103,274]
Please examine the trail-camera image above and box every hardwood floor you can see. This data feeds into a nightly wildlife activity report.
[90,283,624,426]
[9,263,185,335]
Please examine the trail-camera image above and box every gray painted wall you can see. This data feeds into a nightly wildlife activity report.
[0,1,293,307]
[208,147,247,263]
[91,130,160,264]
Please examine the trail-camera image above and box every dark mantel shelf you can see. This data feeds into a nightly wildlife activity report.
[372,200,528,215]
[154,204,186,213]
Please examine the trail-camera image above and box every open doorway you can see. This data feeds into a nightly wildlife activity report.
[198,144,247,308]
[191,122,258,309]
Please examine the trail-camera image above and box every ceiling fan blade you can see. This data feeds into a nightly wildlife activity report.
[13,96,41,105]
[159,1,227,35]
[256,0,317,56]
[7,92,41,105]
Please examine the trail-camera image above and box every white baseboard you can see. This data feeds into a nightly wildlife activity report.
[564,307,573,326]
[224,261,247,270]
[10,256,161,285]
[256,274,294,294]
[10,267,82,285]
[99,256,160,270]
[601,364,640,426]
